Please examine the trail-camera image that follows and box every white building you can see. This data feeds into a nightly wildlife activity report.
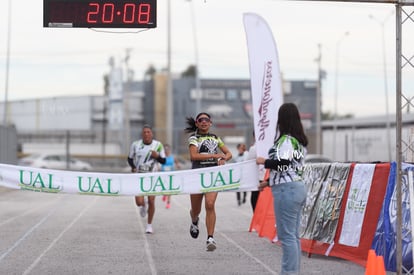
[322,114,414,162]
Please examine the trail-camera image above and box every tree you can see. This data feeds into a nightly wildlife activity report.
[103,74,109,96]
[321,111,354,120]
[144,64,156,79]
[181,65,197,77]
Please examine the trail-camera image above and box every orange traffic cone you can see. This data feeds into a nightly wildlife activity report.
[365,249,377,275]
[376,255,386,275]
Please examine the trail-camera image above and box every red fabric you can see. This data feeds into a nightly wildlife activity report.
[250,163,391,267]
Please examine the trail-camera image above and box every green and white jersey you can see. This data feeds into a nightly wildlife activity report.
[128,139,165,173]
[188,132,225,168]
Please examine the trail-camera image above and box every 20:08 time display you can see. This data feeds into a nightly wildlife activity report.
[43,0,157,28]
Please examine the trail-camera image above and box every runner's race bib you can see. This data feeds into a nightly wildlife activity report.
[138,164,152,173]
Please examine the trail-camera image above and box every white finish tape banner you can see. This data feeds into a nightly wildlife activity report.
[0,160,259,196]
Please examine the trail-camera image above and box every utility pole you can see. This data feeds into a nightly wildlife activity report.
[3,0,12,125]
[315,44,322,155]
[123,48,132,152]
[188,0,202,113]
[333,31,349,160]
[369,11,393,161]
[166,0,173,146]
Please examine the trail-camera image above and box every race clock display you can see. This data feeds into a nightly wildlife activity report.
[43,0,157,28]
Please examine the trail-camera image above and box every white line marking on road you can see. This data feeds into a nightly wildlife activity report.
[219,232,277,275]
[22,197,98,275]
[0,196,62,228]
[135,206,157,275]
[173,196,277,274]
[0,207,57,262]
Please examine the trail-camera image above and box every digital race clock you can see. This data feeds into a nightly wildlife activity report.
[43,0,157,28]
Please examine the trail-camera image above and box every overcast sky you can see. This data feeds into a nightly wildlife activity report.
[1,0,413,117]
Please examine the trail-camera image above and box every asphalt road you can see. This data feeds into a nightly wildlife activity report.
[0,186,370,275]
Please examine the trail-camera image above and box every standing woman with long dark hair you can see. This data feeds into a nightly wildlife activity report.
[256,103,308,275]
[185,112,232,251]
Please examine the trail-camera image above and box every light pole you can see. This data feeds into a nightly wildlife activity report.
[123,48,132,152]
[3,0,12,125]
[187,0,201,113]
[333,31,349,160]
[315,44,323,155]
[166,0,173,146]
[369,11,393,162]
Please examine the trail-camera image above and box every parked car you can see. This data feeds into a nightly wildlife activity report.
[18,153,92,171]
[305,154,332,164]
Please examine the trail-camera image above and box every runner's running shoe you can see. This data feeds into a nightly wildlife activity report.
[139,205,147,218]
[206,237,216,251]
[145,224,153,234]
[190,217,199,239]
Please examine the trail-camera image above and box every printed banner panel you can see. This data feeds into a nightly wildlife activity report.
[301,163,332,238]
[300,163,351,243]
[339,164,376,247]
[372,162,413,272]
[0,160,259,196]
